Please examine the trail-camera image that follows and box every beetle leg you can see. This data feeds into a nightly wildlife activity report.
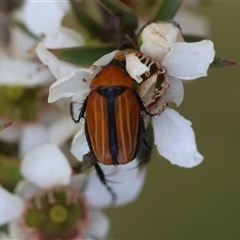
[82,152,97,171]
[70,97,88,123]
[94,163,117,204]
[134,91,157,117]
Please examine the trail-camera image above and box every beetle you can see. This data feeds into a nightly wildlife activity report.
[71,60,153,202]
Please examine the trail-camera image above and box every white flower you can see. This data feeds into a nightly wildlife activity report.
[125,22,215,168]
[0,143,146,239]
[0,1,84,152]
[47,50,119,103]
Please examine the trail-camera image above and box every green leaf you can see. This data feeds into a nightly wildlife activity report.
[210,57,237,68]
[152,0,182,21]
[0,122,14,131]
[0,155,22,190]
[10,18,41,41]
[97,0,138,33]
[70,0,107,37]
[49,44,118,66]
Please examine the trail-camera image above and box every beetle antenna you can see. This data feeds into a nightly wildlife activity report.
[94,163,117,204]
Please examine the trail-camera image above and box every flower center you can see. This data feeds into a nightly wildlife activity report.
[5,85,25,101]
[49,204,68,224]
[21,186,89,240]
[0,86,49,123]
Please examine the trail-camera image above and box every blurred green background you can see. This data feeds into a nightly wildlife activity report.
[105,2,240,239]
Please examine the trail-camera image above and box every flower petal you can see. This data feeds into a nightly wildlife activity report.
[8,220,25,239]
[69,173,85,191]
[70,126,89,162]
[19,123,50,157]
[21,143,72,188]
[0,52,53,86]
[0,122,20,143]
[125,53,149,83]
[139,73,157,98]
[92,50,119,67]
[140,42,169,62]
[141,22,184,48]
[85,210,109,239]
[0,186,24,225]
[162,75,184,106]
[0,232,10,239]
[84,160,146,208]
[15,180,39,201]
[23,1,70,36]
[49,115,80,146]
[174,8,210,36]
[162,40,215,79]
[48,68,92,103]
[153,108,203,167]
[36,27,84,79]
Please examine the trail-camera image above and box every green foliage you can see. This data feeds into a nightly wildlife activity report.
[70,0,107,38]
[97,0,138,34]
[0,155,22,190]
[49,44,117,66]
[152,0,182,22]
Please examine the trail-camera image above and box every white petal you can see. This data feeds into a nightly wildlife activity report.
[84,160,146,208]
[21,143,72,188]
[139,73,157,98]
[141,22,183,48]
[0,122,20,143]
[23,1,70,36]
[69,174,85,191]
[153,108,203,168]
[8,220,25,239]
[0,186,24,225]
[162,75,184,106]
[9,25,38,60]
[45,27,84,49]
[36,27,84,79]
[126,53,149,83]
[14,180,39,201]
[0,232,10,239]
[162,40,215,80]
[0,52,53,86]
[9,7,38,59]
[85,210,109,239]
[70,126,89,162]
[48,68,92,103]
[19,123,50,157]
[49,116,80,146]
[174,9,210,36]
[140,42,169,62]
[92,50,119,67]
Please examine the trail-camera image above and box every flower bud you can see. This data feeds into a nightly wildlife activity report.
[140,21,184,49]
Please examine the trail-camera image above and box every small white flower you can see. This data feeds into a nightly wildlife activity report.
[36,27,85,80]
[125,22,215,168]
[0,1,83,152]
[0,143,146,239]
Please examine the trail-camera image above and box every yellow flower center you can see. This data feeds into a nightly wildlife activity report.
[49,204,68,223]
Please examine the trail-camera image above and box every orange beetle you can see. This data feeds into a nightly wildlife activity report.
[71,60,151,202]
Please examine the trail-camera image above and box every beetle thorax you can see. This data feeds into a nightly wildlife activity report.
[90,65,133,88]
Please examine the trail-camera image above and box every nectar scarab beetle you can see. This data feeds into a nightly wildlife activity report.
[71,60,154,202]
